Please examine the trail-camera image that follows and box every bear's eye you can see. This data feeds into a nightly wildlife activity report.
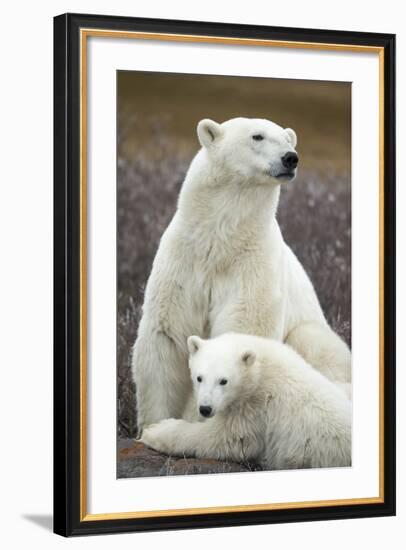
[197,376,202,383]
[219,379,228,386]
[252,134,264,141]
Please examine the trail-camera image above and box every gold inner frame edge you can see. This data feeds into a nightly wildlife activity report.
[79,28,385,522]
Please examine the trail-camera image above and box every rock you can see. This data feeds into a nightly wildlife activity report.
[117,439,262,478]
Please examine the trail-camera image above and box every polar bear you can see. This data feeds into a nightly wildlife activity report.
[132,117,351,435]
[141,333,351,469]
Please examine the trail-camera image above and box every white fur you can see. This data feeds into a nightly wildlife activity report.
[132,117,351,434]
[142,333,351,470]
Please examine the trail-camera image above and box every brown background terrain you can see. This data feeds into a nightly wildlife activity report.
[116,71,351,476]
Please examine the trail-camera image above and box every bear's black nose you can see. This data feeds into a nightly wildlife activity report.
[199,405,213,418]
[281,152,299,170]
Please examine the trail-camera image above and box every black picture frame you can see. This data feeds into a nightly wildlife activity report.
[54,12,396,536]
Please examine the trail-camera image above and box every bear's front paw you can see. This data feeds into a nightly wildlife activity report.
[141,418,185,455]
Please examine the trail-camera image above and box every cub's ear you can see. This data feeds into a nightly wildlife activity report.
[187,335,204,355]
[241,351,256,367]
[197,119,223,148]
[285,128,297,148]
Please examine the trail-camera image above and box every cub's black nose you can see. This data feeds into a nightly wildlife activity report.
[281,152,299,170]
[199,405,212,418]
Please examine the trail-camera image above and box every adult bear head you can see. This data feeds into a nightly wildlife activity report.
[196,117,298,185]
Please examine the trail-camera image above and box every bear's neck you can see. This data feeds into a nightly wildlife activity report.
[177,162,281,248]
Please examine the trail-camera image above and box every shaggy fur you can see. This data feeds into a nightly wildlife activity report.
[142,333,351,469]
[132,117,351,435]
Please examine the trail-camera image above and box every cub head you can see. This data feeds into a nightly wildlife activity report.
[197,117,298,184]
[187,335,256,419]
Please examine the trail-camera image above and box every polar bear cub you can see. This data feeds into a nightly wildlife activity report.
[142,333,351,470]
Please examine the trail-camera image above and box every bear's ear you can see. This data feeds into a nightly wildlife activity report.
[197,119,223,148]
[241,351,256,367]
[285,128,297,148]
[187,335,203,355]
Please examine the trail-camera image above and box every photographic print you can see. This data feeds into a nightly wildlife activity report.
[117,71,352,478]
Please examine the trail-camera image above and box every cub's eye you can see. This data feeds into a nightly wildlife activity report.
[219,379,228,386]
[252,134,264,141]
[197,376,202,383]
